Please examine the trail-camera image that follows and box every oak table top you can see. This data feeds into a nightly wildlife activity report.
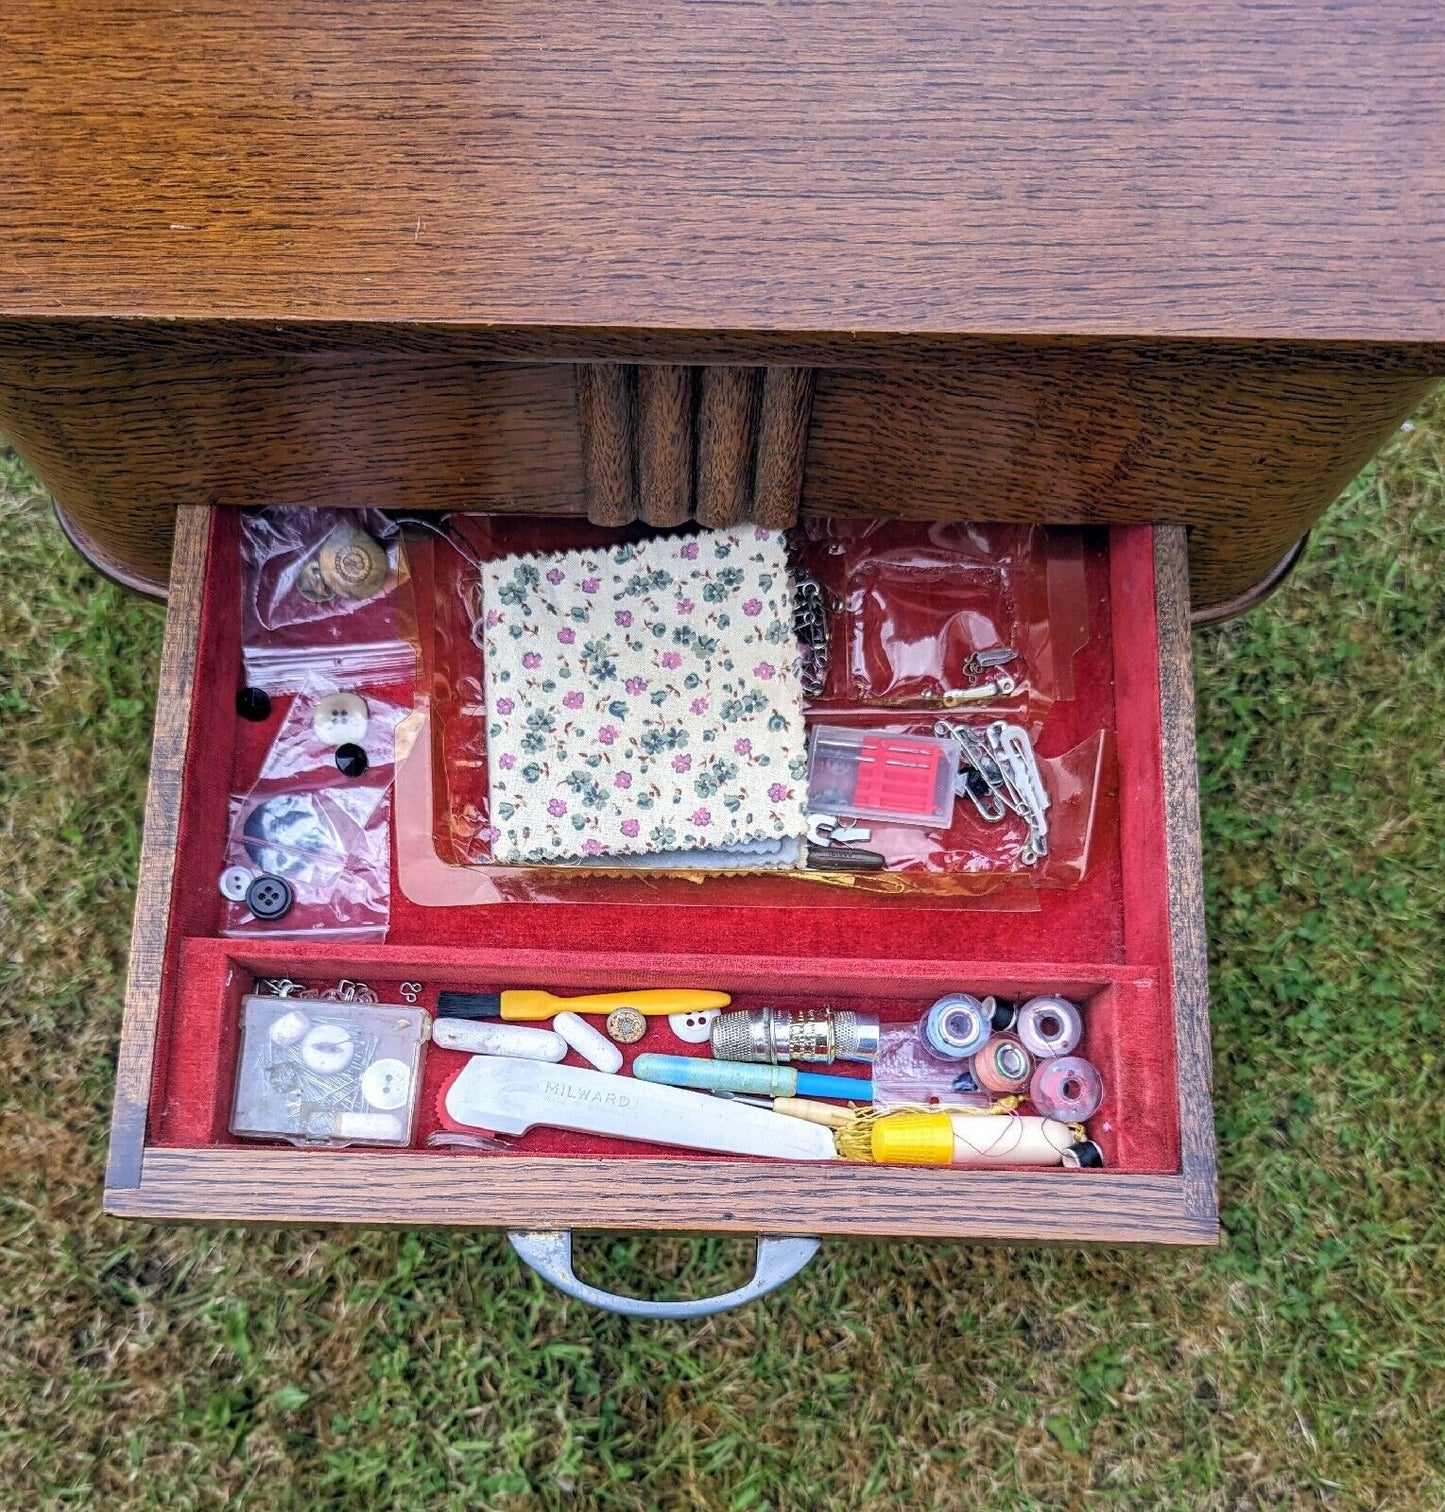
[4,0,1443,343]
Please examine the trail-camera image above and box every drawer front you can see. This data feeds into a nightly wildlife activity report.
[105,507,1216,1245]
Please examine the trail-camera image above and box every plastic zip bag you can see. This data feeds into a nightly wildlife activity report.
[240,508,418,693]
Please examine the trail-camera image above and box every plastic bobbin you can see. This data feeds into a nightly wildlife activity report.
[989,999,1018,1033]
[218,866,255,902]
[245,873,295,922]
[971,1034,1033,1095]
[1061,1139,1105,1169]
[1029,1056,1104,1122]
[922,994,994,1061]
[1015,995,1083,1059]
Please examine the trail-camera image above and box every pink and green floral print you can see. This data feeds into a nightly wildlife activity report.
[479,526,808,863]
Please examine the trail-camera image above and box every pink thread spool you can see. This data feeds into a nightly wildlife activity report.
[1029,1056,1103,1122]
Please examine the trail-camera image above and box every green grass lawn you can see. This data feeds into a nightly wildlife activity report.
[1,403,1442,1510]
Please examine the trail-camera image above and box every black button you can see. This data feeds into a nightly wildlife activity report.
[335,743,369,778]
[236,687,272,722]
[245,873,294,921]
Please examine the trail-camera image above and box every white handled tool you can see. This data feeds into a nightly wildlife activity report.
[444,1056,837,1161]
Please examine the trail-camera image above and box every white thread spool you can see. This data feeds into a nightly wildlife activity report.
[946,1112,1076,1164]
[1015,996,1083,1059]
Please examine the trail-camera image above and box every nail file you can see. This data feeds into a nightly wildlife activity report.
[444,1056,838,1161]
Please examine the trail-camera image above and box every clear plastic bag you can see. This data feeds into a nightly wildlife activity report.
[799,519,1090,725]
[240,508,418,693]
[871,1022,992,1108]
[220,681,409,941]
[397,516,1116,908]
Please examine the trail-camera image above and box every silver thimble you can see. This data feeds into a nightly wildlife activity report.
[709,1006,879,1065]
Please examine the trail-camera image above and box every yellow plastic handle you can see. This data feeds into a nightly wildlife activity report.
[501,988,731,1021]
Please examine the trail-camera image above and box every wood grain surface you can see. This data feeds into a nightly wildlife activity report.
[107,1149,1215,1244]
[576,363,636,526]
[695,367,761,528]
[1152,528,1218,1222]
[104,506,210,1192]
[753,368,816,530]
[3,321,1435,607]
[636,364,695,528]
[4,1,1444,340]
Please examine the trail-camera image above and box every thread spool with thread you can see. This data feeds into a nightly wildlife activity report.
[1029,1056,1103,1122]
[1015,995,1083,1059]
[922,993,994,1061]
[972,1034,1033,1095]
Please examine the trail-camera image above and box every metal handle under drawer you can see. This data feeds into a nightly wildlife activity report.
[508,1231,821,1319]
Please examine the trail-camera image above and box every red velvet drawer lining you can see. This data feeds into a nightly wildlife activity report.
[145,512,1181,1178]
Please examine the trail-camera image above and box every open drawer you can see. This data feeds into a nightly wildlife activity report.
[105,507,1216,1248]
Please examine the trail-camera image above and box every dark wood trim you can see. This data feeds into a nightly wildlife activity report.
[1154,527,1219,1224]
[576,363,636,526]
[753,367,815,530]
[1190,532,1309,626]
[52,495,168,601]
[695,367,761,529]
[636,364,695,527]
[105,1148,1215,1245]
[104,506,211,1192]
[3,318,1441,370]
[8,326,1432,606]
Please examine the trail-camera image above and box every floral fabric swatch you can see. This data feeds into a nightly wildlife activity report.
[480,527,808,864]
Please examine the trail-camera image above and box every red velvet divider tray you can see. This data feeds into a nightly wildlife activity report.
[145,510,1182,1177]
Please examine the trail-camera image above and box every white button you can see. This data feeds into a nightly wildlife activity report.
[219,866,255,902]
[312,692,369,747]
[360,1057,412,1110]
[300,1023,355,1074]
[668,1008,722,1044]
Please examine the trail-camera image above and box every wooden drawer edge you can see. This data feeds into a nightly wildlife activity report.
[1154,526,1219,1226]
[106,505,212,1193]
[105,1148,1218,1246]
